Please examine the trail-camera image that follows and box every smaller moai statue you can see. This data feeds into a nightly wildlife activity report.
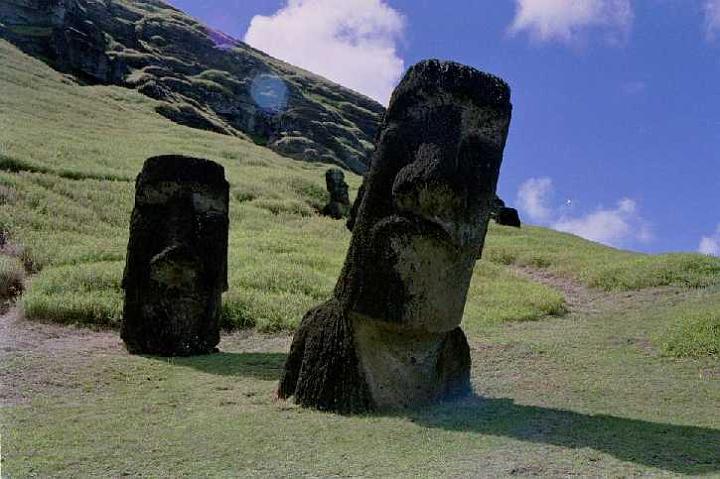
[321,168,351,219]
[495,207,521,227]
[121,155,229,356]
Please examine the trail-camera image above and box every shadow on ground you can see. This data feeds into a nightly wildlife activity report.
[159,352,287,380]
[411,396,720,475]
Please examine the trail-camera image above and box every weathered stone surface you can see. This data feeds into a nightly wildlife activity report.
[121,155,229,356]
[495,206,521,227]
[346,178,366,231]
[490,194,506,215]
[0,0,383,172]
[321,168,350,219]
[279,60,513,413]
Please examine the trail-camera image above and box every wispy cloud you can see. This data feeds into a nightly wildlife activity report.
[509,0,633,44]
[517,177,554,222]
[705,0,720,39]
[553,198,653,246]
[516,177,652,248]
[622,80,646,95]
[244,0,405,105]
[698,225,720,256]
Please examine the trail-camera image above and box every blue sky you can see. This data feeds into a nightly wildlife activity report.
[169,0,720,255]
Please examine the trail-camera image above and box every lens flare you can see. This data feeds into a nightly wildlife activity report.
[250,74,289,113]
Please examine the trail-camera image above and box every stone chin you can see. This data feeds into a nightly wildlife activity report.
[350,316,470,409]
[353,214,475,332]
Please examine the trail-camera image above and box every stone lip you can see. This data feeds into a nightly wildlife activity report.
[137,155,229,188]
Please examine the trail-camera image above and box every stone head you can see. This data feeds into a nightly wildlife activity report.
[132,155,229,293]
[341,60,512,332]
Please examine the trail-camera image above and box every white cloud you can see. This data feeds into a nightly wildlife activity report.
[698,225,720,256]
[705,0,720,39]
[509,0,633,43]
[553,198,651,247]
[517,177,554,222]
[244,0,405,105]
[516,177,651,248]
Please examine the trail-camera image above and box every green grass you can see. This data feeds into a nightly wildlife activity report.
[484,225,720,291]
[0,254,24,299]
[0,39,567,332]
[4,287,720,477]
[3,37,720,334]
[657,290,720,358]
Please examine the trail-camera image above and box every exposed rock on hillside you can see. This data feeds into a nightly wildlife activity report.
[0,0,384,172]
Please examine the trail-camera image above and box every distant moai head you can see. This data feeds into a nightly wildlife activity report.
[121,155,229,356]
[325,168,350,205]
[339,60,512,332]
[322,168,351,219]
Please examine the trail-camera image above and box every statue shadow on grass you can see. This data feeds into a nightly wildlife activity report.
[158,352,287,381]
[407,395,720,475]
[146,353,719,474]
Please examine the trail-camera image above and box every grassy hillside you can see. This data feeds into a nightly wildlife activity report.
[0,39,567,333]
[1,38,719,338]
[2,39,720,477]
[0,0,384,172]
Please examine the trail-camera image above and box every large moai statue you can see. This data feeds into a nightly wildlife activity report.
[279,60,512,413]
[121,155,229,356]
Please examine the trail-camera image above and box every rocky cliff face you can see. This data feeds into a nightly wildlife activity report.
[0,0,384,172]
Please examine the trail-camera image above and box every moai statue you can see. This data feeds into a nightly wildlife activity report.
[489,194,521,227]
[279,60,513,413]
[495,206,521,227]
[321,168,351,219]
[121,155,229,356]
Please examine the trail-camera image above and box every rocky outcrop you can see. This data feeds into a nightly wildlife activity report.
[278,60,513,413]
[121,155,229,356]
[0,0,384,172]
[321,168,350,219]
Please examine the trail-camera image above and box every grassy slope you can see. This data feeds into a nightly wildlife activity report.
[0,39,566,332]
[4,287,720,478]
[2,39,720,476]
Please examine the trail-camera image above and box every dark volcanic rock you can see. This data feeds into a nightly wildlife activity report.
[121,155,229,356]
[490,194,506,214]
[489,195,521,227]
[0,0,384,172]
[279,60,513,413]
[496,206,521,227]
[321,168,350,219]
